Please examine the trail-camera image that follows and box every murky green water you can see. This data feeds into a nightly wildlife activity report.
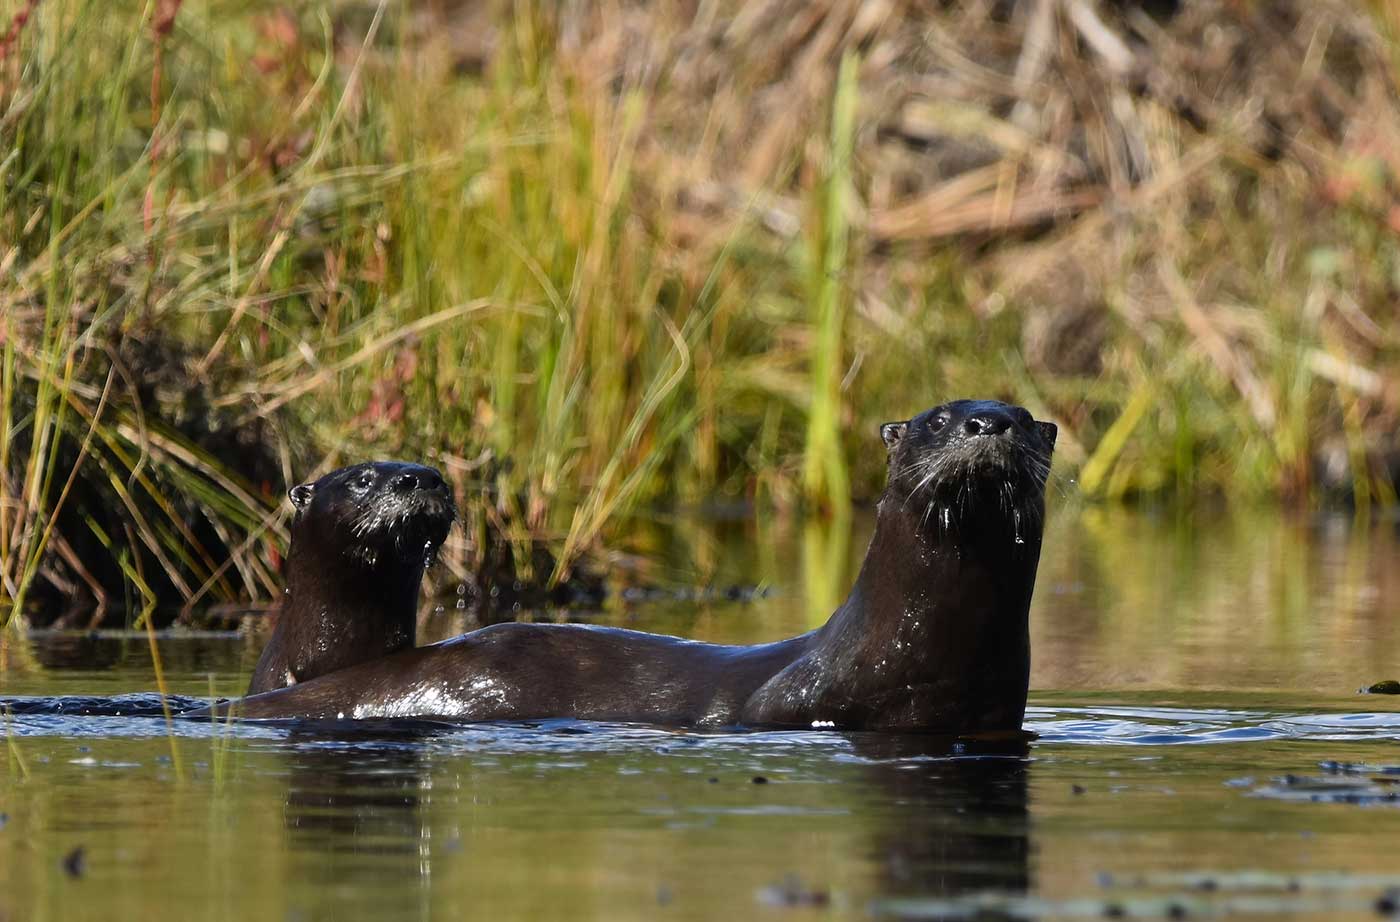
[2,507,1400,921]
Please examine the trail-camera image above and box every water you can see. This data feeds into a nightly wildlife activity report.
[2,507,1400,921]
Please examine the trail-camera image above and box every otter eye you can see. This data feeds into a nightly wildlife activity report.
[929,416,948,432]
[353,471,375,492]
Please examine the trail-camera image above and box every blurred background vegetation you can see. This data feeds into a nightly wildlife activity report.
[3,0,1400,625]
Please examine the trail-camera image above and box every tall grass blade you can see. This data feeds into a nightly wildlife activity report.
[803,51,858,512]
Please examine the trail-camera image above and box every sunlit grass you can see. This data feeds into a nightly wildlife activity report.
[802,50,857,512]
[2,0,1399,621]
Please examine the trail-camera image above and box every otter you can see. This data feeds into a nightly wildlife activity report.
[245,461,456,695]
[225,400,1056,733]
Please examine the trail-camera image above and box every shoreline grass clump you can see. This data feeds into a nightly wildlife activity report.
[2,0,1400,624]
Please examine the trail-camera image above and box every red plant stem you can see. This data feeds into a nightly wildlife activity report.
[145,0,182,248]
[0,0,41,67]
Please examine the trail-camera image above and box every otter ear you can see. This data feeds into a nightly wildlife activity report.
[289,483,315,510]
[880,421,909,451]
[1036,421,1058,449]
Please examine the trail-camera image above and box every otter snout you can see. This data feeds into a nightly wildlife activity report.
[957,404,1034,438]
[390,466,449,497]
[963,411,1008,437]
[948,404,1054,454]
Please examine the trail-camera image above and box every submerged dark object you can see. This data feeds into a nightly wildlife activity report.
[225,399,1056,733]
[246,461,457,695]
[62,846,86,879]
[1364,680,1400,695]
[1251,772,1400,806]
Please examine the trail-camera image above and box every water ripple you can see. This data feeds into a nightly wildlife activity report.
[1026,705,1400,745]
[2,697,1398,748]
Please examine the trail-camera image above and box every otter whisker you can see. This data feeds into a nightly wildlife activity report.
[903,453,947,514]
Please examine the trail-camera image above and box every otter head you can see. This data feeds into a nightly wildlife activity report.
[288,461,457,570]
[879,400,1057,543]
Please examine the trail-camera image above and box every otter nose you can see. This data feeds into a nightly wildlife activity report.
[393,467,448,494]
[963,413,1012,437]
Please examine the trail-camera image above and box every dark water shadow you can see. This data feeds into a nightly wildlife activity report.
[279,724,444,860]
[273,723,450,922]
[846,734,1031,912]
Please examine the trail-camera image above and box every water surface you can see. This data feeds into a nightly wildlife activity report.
[2,507,1399,921]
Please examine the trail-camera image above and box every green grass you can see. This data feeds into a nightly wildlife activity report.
[802,50,857,512]
[2,0,1399,621]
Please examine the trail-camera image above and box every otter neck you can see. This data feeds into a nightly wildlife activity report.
[277,535,425,683]
[813,493,1042,723]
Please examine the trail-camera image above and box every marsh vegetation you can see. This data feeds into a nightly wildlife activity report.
[3,0,1400,623]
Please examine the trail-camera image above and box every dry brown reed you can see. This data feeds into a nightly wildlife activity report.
[3,0,1400,622]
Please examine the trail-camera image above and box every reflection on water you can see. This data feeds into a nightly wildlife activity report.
[283,730,434,859]
[0,705,1398,921]
[1034,507,1400,693]
[846,736,1031,903]
[2,508,1400,921]
[282,729,437,921]
[800,502,854,627]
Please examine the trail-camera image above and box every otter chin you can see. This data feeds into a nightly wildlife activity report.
[225,400,1056,733]
[244,461,457,696]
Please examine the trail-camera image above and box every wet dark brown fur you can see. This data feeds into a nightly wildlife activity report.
[228,400,1056,733]
[245,462,456,695]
